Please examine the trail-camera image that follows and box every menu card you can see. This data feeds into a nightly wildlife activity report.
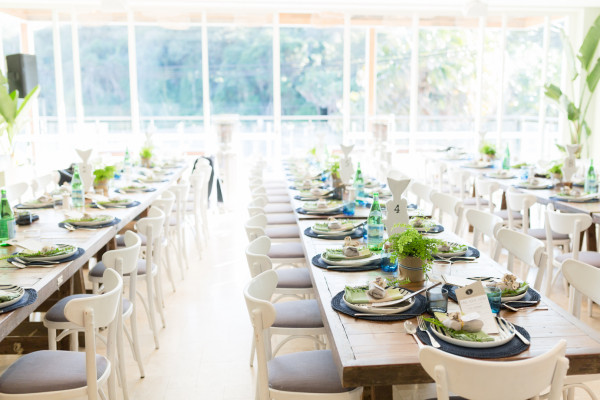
[455,281,498,334]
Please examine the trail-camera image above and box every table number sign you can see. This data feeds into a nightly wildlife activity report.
[455,281,498,334]
[75,149,93,193]
[384,177,410,236]
[339,144,354,185]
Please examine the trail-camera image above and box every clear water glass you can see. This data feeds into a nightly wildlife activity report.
[486,286,502,314]
[427,287,448,314]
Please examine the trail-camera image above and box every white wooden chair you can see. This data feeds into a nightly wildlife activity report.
[152,190,181,288]
[244,270,362,400]
[465,209,503,260]
[189,161,211,251]
[408,181,433,214]
[245,214,300,242]
[0,269,123,400]
[170,182,192,271]
[418,339,568,400]
[247,199,297,225]
[31,171,59,196]
[430,191,464,235]
[4,182,29,205]
[446,168,472,199]
[249,197,294,214]
[245,236,312,301]
[472,178,499,213]
[252,187,291,204]
[495,228,548,291]
[558,259,600,400]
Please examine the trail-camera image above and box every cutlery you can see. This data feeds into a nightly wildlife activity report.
[371,281,441,307]
[504,300,539,304]
[355,313,421,317]
[403,321,423,348]
[498,317,529,345]
[417,315,440,348]
[62,223,97,231]
[15,257,61,265]
[502,303,519,312]
[93,202,107,210]
[9,261,27,269]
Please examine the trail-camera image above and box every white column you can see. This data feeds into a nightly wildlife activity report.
[409,14,419,154]
[474,17,485,149]
[538,17,551,160]
[127,11,140,134]
[71,11,84,125]
[273,13,282,160]
[495,14,507,150]
[52,12,67,134]
[342,14,351,144]
[201,12,211,140]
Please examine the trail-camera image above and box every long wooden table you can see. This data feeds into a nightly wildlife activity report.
[0,164,187,343]
[295,217,600,399]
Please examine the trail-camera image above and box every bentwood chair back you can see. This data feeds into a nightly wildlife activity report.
[189,162,211,248]
[244,270,362,400]
[408,181,433,214]
[4,182,28,205]
[430,191,464,235]
[465,209,503,259]
[473,178,500,213]
[419,340,568,400]
[505,188,536,230]
[0,269,123,400]
[245,214,300,242]
[495,228,548,291]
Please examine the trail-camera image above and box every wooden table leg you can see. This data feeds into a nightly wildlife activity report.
[362,385,393,400]
[586,224,597,251]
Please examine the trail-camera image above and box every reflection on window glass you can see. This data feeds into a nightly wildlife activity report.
[281,27,343,116]
[79,26,130,116]
[350,29,366,121]
[418,28,477,131]
[33,24,56,117]
[376,28,411,130]
[482,29,502,133]
[1,20,20,56]
[208,27,272,115]
[60,24,76,118]
[504,24,543,132]
[545,20,564,131]
[136,26,203,117]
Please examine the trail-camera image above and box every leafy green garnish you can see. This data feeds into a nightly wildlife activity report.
[424,317,494,342]
[64,215,112,223]
[501,282,529,296]
[388,225,442,271]
[20,245,76,258]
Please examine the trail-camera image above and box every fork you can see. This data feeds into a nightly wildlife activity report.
[417,315,441,348]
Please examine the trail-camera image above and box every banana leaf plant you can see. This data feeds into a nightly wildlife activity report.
[0,70,40,153]
[545,15,600,157]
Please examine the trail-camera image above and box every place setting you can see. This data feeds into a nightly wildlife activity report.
[304,218,365,239]
[116,184,158,194]
[484,170,517,179]
[288,179,325,191]
[311,238,386,272]
[296,199,344,215]
[409,216,444,234]
[550,186,600,203]
[0,284,38,314]
[432,240,480,263]
[14,194,55,210]
[2,239,85,269]
[513,177,555,190]
[294,187,333,201]
[86,193,141,209]
[58,212,121,231]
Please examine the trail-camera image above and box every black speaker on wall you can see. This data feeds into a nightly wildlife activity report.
[6,54,38,98]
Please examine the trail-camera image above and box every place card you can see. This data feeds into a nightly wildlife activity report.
[455,281,498,334]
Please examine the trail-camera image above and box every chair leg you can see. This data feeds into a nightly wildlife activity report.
[154,274,167,328]
[163,250,177,292]
[588,298,593,317]
[117,317,130,400]
[128,310,145,378]
[47,328,57,350]
[249,334,255,367]
[181,226,191,269]
[144,277,160,349]
[69,331,79,351]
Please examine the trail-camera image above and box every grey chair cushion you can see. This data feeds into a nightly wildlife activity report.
[90,259,156,278]
[264,204,294,213]
[555,251,600,267]
[46,295,131,322]
[268,350,354,393]
[276,268,312,289]
[265,226,300,239]
[493,210,523,221]
[267,195,290,203]
[273,299,323,328]
[266,214,297,225]
[426,397,466,400]
[268,242,304,259]
[0,350,108,394]
[527,228,569,241]
[463,198,489,206]
[116,233,147,247]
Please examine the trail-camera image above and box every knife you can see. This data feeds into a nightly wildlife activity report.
[371,282,442,308]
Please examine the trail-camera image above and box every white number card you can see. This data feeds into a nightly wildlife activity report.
[455,281,498,334]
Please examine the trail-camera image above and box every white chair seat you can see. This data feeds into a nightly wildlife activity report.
[264,203,294,213]
[266,195,290,203]
[493,209,522,221]
[90,259,157,277]
[265,189,288,195]
[268,350,355,394]
[556,251,600,267]
[268,242,304,259]
[266,213,297,225]
[46,294,132,322]
[463,197,489,206]
[273,299,323,328]
[116,233,147,246]
[276,268,312,289]
[527,228,569,241]
[0,350,108,394]
[265,226,300,239]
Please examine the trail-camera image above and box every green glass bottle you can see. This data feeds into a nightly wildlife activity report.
[367,192,384,251]
[585,159,597,194]
[71,165,84,211]
[0,189,16,242]
[502,144,510,170]
[353,162,364,198]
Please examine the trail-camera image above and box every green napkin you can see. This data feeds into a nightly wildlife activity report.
[430,313,494,342]
[344,287,405,304]
[324,247,371,260]
[0,290,20,303]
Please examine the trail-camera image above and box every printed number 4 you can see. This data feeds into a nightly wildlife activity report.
[394,205,400,213]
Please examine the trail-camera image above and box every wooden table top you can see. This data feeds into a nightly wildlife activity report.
[297,219,600,387]
[0,163,188,341]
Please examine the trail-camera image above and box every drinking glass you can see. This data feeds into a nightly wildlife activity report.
[427,287,448,314]
[486,286,502,314]
[429,260,452,283]
[52,195,63,210]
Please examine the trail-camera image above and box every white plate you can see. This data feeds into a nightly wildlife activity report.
[119,186,149,193]
[98,199,135,207]
[0,285,25,309]
[501,288,529,302]
[312,228,356,237]
[19,201,52,209]
[485,172,516,179]
[430,316,515,348]
[302,201,343,213]
[67,215,115,226]
[343,289,414,314]
[17,245,78,262]
[514,179,553,189]
[554,194,599,203]
[321,253,380,267]
[138,178,164,183]
[463,162,493,169]
[433,242,468,257]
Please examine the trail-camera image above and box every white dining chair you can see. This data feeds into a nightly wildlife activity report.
[0,269,123,400]
[170,181,192,271]
[249,197,294,214]
[30,171,59,196]
[247,199,297,225]
[408,181,433,214]
[244,270,362,400]
[429,191,464,235]
[252,187,291,204]
[245,214,301,242]
[465,209,503,260]
[557,259,600,400]
[152,190,181,288]
[495,228,548,291]
[418,339,568,400]
[446,167,472,199]
[472,177,499,213]
[189,162,211,251]
[4,182,29,205]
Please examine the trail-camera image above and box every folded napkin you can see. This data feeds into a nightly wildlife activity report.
[344,285,405,304]
[324,247,371,260]
[0,290,20,302]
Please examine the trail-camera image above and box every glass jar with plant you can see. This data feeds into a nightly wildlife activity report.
[328,160,343,200]
[140,147,153,168]
[548,163,563,183]
[388,225,442,282]
[479,142,496,162]
[93,165,116,196]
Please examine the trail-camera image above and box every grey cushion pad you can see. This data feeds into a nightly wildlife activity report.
[276,268,312,289]
[273,299,323,328]
[493,210,523,220]
[527,228,569,241]
[268,242,305,259]
[267,195,290,203]
[116,233,147,246]
[463,198,489,206]
[265,226,300,239]
[0,350,108,394]
[264,204,294,213]
[265,189,288,195]
[90,259,156,278]
[268,350,354,393]
[266,214,297,225]
[555,251,600,267]
[46,295,131,322]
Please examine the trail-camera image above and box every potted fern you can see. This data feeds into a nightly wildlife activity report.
[388,225,441,282]
[328,160,343,199]
[548,163,563,183]
[479,143,496,162]
[140,146,153,168]
[93,165,116,196]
